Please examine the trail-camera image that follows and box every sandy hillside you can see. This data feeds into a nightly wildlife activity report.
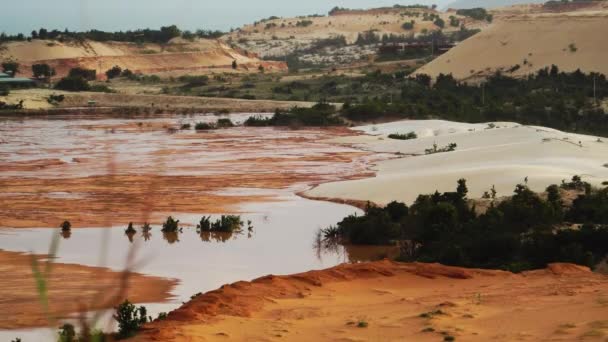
[224,7,490,58]
[305,120,608,206]
[0,38,285,79]
[415,8,608,81]
[135,260,608,341]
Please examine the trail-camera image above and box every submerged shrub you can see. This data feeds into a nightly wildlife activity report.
[60,220,72,232]
[197,215,244,233]
[161,216,180,233]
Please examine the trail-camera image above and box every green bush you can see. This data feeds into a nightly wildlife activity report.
[194,122,215,130]
[113,300,148,339]
[197,215,244,233]
[55,77,90,91]
[216,118,234,128]
[105,65,122,79]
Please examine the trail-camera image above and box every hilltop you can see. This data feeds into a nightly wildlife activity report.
[0,37,285,79]
[416,1,608,80]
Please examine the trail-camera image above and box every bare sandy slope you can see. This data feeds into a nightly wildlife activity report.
[135,260,608,341]
[0,249,176,329]
[415,11,608,81]
[306,120,608,205]
[0,38,285,79]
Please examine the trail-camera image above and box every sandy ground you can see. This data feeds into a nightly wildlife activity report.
[415,10,608,81]
[134,260,608,341]
[0,249,176,329]
[1,88,316,112]
[306,120,608,205]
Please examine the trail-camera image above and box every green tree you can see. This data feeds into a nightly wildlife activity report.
[105,65,122,79]
[2,61,19,77]
[32,63,55,79]
[114,300,148,339]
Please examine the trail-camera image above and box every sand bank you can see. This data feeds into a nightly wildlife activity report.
[135,260,608,341]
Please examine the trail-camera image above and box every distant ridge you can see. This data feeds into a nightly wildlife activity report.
[446,0,546,9]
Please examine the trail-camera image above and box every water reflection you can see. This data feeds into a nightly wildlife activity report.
[60,230,71,239]
[313,232,399,263]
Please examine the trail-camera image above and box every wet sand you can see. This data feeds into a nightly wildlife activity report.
[135,260,608,342]
[0,114,379,229]
[0,249,176,330]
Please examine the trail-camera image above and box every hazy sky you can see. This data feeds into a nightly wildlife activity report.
[0,0,453,35]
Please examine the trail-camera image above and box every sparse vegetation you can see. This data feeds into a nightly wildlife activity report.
[388,132,417,140]
[196,215,244,233]
[425,142,457,155]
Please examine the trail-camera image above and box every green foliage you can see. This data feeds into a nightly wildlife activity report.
[55,76,91,91]
[113,300,148,339]
[357,321,369,328]
[341,68,608,137]
[434,17,445,28]
[194,122,215,130]
[161,216,180,233]
[323,178,608,271]
[32,63,55,79]
[68,68,96,81]
[245,102,342,127]
[216,118,234,128]
[402,21,415,30]
[456,8,490,21]
[179,75,209,88]
[197,215,244,233]
[57,323,76,342]
[105,65,122,79]
[1,61,19,76]
[388,132,417,140]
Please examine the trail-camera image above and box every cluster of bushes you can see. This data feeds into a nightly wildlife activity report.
[193,118,234,131]
[388,132,417,140]
[341,67,608,137]
[322,178,608,271]
[456,8,493,22]
[196,215,244,233]
[245,102,343,127]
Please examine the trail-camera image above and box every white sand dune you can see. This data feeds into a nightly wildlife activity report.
[307,120,608,205]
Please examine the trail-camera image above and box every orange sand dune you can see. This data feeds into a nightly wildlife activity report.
[135,260,608,341]
[0,250,176,329]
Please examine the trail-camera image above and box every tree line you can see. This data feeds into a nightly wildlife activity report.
[321,177,608,272]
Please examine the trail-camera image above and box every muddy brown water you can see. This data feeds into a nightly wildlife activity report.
[0,113,392,340]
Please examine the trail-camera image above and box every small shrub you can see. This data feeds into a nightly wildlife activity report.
[444,336,455,341]
[105,65,122,79]
[180,123,191,130]
[47,94,65,104]
[194,122,215,131]
[425,143,457,155]
[60,220,72,232]
[57,323,76,342]
[357,321,369,328]
[568,43,577,53]
[216,118,234,128]
[421,327,435,333]
[113,300,148,339]
[156,312,168,320]
[388,132,417,140]
[161,216,180,233]
[90,84,115,93]
[125,222,137,234]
